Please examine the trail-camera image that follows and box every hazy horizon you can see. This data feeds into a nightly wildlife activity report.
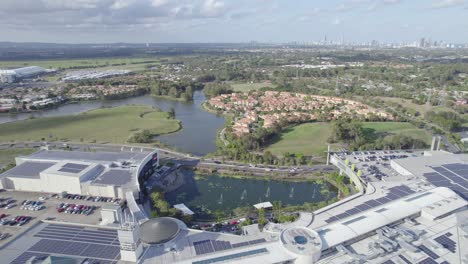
[0,0,468,44]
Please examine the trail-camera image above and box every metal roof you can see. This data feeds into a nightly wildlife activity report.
[0,161,56,179]
[140,217,181,244]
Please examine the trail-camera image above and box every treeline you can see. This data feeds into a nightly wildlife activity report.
[220,120,311,166]
[150,80,203,101]
[328,119,428,150]
[202,82,233,97]
[425,111,463,132]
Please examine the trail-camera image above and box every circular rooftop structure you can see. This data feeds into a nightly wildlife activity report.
[280,227,322,263]
[140,217,182,244]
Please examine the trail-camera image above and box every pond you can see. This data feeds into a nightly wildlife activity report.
[0,91,225,155]
[165,171,338,220]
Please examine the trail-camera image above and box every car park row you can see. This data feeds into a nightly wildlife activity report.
[0,213,32,226]
[63,194,121,205]
[56,203,95,215]
[20,200,46,211]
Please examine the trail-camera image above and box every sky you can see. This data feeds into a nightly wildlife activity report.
[0,0,467,44]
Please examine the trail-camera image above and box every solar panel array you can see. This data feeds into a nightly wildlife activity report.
[192,248,268,264]
[324,185,416,223]
[418,257,438,264]
[23,224,120,262]
[423,163,468,200]
[10,252,48,264]
[398,254,412,264]
[34,224,120,246]
[434,232,457,253]
[418,245,439,259]
[10,251,118,264]
[193,238,267,256]
[28,239,120,261]
[58,163,89,174]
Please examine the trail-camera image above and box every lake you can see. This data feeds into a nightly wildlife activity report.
[0,91,225,155]
[165,171,338,220]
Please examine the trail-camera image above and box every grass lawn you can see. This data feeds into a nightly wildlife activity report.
[0,57,159,70]
[265,123,332,157]
[0,148,36,167]
[0,105,180,144]
[265,122,432,157]
[376,96,454,115]
[361,122,432,143]
[230,82,276,92]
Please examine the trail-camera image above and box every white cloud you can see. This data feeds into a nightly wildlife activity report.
[332,18,343,25]
[151,0,168,8]
[432,0,465,8]
[200,0,225,17]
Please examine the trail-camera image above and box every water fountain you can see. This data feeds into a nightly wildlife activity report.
[241,189,247,200]
[289,187,295,199]
[265,187,270,198]
[218,193,223,204]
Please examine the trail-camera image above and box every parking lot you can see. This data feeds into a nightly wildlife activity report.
[0,190,119,247]
[335,150,424,182]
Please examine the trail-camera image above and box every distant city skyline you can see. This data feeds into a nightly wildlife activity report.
[0,0,468,44]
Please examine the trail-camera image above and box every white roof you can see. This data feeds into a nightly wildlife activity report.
[317,187,466,250]
[254,202,273,209]
[174,204,194,215]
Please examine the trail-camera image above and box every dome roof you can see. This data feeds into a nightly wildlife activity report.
[140,217,181,244]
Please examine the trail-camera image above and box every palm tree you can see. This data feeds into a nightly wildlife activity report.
[272,200,282,219]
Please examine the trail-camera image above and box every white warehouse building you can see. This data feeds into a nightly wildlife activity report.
[0,149,159,198]
[0,66,47,83]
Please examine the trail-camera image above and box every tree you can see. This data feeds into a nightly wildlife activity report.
[168,107,176,119]
[258,208,267,226]
[272,201,282,219]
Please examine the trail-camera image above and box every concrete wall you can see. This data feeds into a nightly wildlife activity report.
[40,173,81,194]
[84,184,117,198]
[3,177,43,192]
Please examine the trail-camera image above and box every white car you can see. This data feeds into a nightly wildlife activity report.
[39,197,47,201]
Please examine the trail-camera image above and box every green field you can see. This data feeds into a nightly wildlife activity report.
[265,122,432,157]
[0,105,180,144]
[0,57,159,70]
[376,96,455,115]
[361,122,432,143]
[230,82,276,92]
[0,148,36,167]
[265,123,332,157]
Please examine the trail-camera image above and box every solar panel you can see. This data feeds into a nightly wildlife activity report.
[355,204,371,211]
[248,238,267,245]
[63,163,88,170]
[398,254,412,264]
[381,260,395,264]
[418,257,438,264]
[58,167,82,174]
[212,240,232,251]
[193,240,215,255]
[10,252,49,264]
[231,241,250,248]
[434,235,456,253]
[364,200,380,207]
[418,245,439,259]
